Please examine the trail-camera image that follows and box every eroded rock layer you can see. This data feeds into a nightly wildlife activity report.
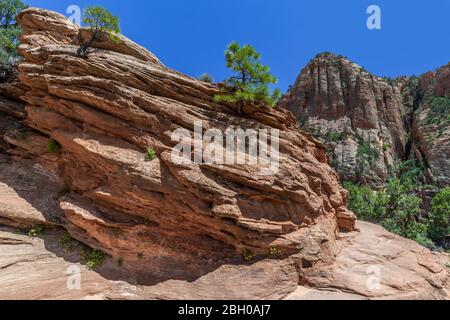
[0,8,448,300]
[1,8,356,271]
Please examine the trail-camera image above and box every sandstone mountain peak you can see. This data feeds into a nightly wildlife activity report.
[0,8,448,300]
[280,52,450,187]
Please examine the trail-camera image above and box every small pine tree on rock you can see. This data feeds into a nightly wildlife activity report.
[77,6,120,58]
[214,42,281,113]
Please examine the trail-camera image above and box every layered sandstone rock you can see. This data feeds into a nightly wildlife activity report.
[279,53,449,186]
[0,8,447,300]
[1,8,354,275]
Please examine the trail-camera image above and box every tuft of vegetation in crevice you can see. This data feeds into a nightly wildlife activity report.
[47,138,61,154]
[59,233,74,252]
[145,147,157,161]
[27,225,44,238]
[241,248,255,261]
[82,246,105,269]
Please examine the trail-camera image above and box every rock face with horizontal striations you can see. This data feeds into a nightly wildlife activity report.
[2,8,355,273]
[0,8,447,300]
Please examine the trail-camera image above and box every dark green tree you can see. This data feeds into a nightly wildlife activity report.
[77,6,120,58]
[428,187,450,242]
[0,0,28,82]
[214,42,281,113]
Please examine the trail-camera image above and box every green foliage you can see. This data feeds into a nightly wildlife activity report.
[394,158,424,183]
[356,141,378,176]
[382,143,390,152]
[428,187,450,241]
[198,73,213,83]
[82,246,105,269]
[145,147,157,161]
[47,138,61,154]
[77,6,120,57]
[324,130,346,143]
[59,233,74,252]
[214,42,281,109]
[241,248,255,261]
[426,96,450,127]
[268,247,280,257]
[27,225,44,238]
[344,179,433,246]
[0,0,28,82]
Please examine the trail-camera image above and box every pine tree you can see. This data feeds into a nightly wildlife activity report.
[214,42,281,113]
[0,0,28,82]
[77,6,120,58]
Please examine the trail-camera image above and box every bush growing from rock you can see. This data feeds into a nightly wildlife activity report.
[77,6,120,58]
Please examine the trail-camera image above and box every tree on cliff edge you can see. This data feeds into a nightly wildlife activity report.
[214,42,281,113]
[77,6,120,58]
[0,0,28,82]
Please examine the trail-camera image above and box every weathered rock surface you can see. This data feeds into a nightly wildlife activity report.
[0,8,447,300]
[1,7,354,281]
[0,164,447,300]
[412,64,450,186]
[279,53,449,186]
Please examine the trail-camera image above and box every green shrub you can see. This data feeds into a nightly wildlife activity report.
[47,139,61,154]
[344,179,432,246]
[426,96,450,126]
[357,142,377,162]
[268,247,280,257]
[82,246,105,269]
[325,130,346,143]
[198,73,213,83]
[59,233,74,251]
[145,147,157,161]
[428,187,450,241]
[241,248,255,261]
[27,225,44,237]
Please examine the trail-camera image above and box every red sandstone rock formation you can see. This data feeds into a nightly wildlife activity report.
[0,8,447,300]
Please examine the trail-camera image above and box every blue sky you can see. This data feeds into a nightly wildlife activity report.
[25,0,450,91]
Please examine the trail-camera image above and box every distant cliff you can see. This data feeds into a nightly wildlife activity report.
[279,52,450,187]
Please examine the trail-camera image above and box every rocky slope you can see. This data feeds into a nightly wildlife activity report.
[279,53,450,186]
[0,8,448,299]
